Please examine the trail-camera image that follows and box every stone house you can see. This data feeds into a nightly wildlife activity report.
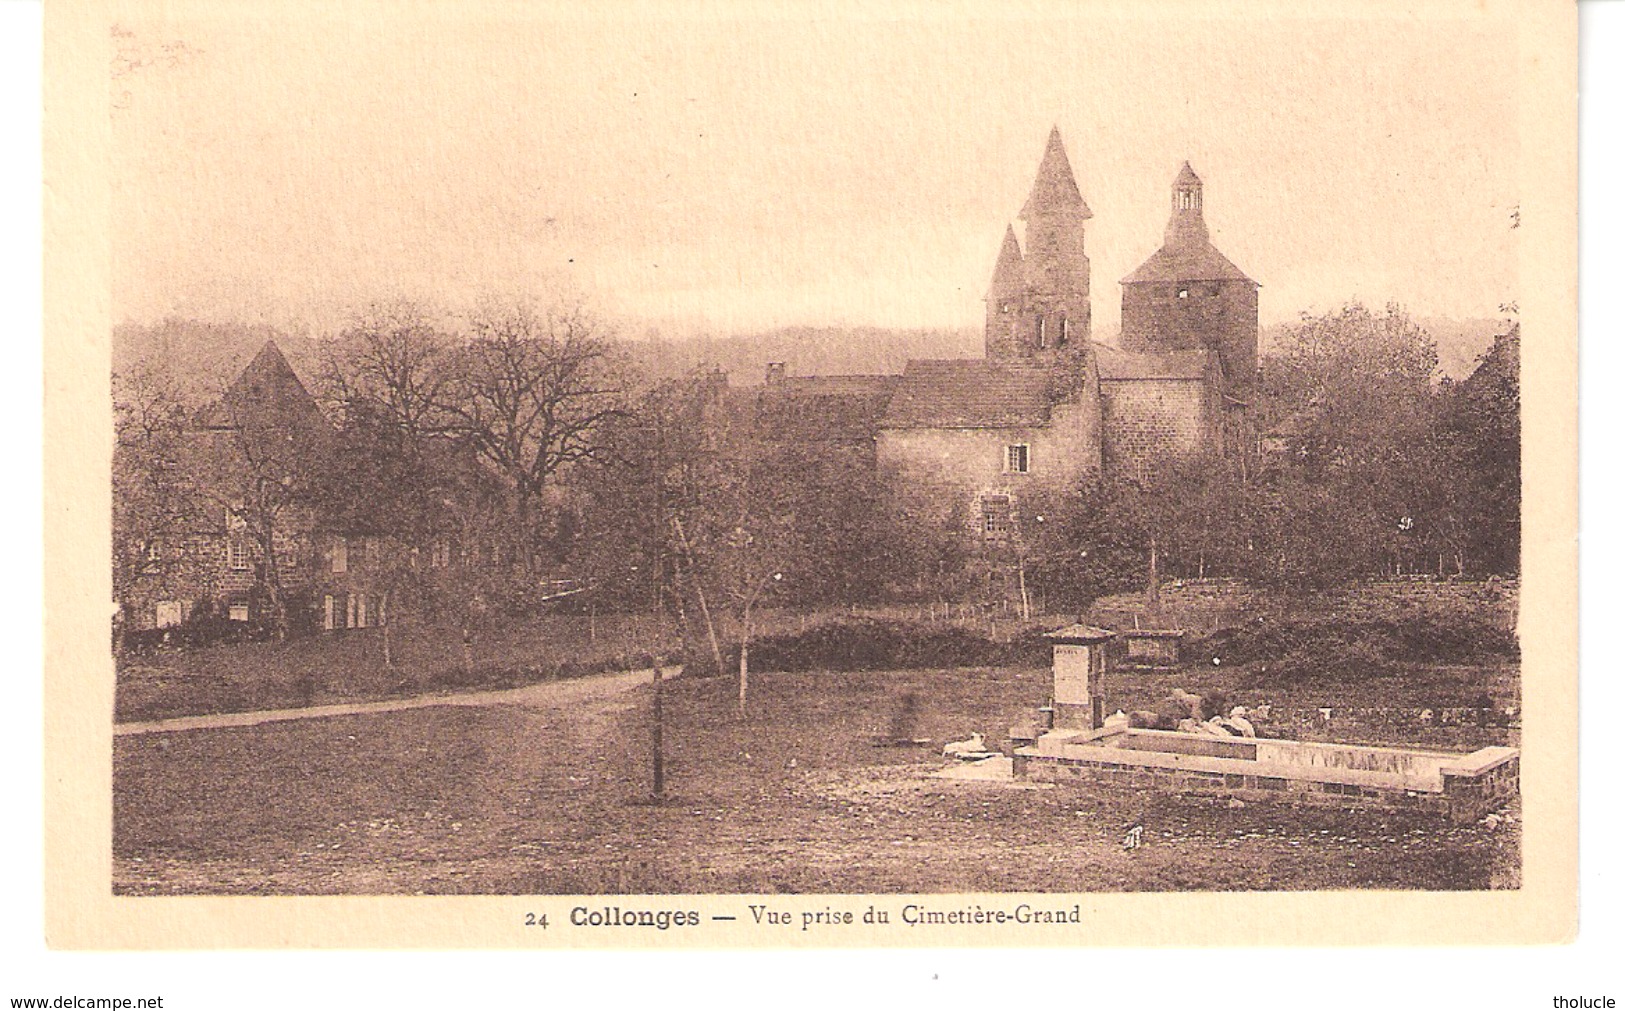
[115,341,502,637]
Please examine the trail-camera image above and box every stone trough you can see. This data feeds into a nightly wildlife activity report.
[1013,725,1519,824]
[1015,620,1520,823]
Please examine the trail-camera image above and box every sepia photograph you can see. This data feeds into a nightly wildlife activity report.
[40,0,1578,950]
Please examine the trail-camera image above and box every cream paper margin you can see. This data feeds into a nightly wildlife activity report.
[42,0,1578,949]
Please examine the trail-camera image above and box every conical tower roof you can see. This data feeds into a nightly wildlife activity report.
[1122,162,1255,286]
[1019,126,1092,220]
[986,224,1024,297]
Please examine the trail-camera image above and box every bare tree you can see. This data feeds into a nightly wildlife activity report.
[442,300,626,569]
[112,362,195,637]
[318,302,455,440]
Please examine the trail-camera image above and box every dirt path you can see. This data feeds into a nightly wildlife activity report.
[113,666,671,736]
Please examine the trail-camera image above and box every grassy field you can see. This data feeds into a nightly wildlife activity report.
[114,663,1519,895]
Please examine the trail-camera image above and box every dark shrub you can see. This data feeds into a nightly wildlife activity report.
[1191,613,1516,671]
[724,618,1029,675]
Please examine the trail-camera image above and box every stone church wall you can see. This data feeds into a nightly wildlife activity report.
[1120,280,1258,398]
[1098,377,1214,480]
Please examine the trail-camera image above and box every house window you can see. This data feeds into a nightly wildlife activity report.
[323,594,336,631]
[228,595,250,622]
[982,496,1012,539]
[227,538,250,571]
[332,537,348,574]
[1178,287,1190,299]
[155,600,183,628]
[1005,444,1029,474]
[431,539,451,568]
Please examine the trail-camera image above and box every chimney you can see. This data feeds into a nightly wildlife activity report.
[765,362,787,386]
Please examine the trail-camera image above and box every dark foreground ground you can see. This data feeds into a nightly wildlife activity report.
[114,665,1519,895]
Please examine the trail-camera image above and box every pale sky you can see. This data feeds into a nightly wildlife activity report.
[111,8,1520,339]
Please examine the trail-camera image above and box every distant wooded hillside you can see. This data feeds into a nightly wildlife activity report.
[623,325,983,384]
[113,313,1506,405]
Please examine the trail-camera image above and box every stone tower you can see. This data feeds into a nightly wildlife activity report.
[985,127,1093,362]
[1120,162,1258,403]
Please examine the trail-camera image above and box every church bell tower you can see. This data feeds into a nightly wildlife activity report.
[985,127,1093,362]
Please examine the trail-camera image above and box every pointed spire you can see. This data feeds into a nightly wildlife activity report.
[1175,160,1202,187]
[1020,126,1092,221]
[987,224,1024,297]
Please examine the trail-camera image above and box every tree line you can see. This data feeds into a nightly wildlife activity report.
[114,298,1520,657]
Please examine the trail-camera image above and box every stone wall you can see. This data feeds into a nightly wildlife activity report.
[1090,577,1521,634]
[876,395,1102,511]
[1120,278,1257,400]
[1098,377,1213,479]
[123,524,319,631]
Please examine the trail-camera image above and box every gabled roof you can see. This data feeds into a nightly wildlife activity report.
[1121,241,1255,285]
[880,359,1055,429]
[1019,127,1092,221]
[1094,343,1214,381]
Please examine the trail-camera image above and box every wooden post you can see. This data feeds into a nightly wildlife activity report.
[652,656,665,797]
[1147,535,1161,615]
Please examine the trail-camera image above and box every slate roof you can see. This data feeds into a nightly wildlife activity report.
[1093,343,1214,381]
[1019,127,1092,221]
[1121,240,1255,285]
[750,379,899,443]
[193,340,327,431]
[774,374,900,397]
[879,359,1055,429]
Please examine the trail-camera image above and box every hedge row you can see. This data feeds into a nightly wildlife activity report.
[688,618,1049,676]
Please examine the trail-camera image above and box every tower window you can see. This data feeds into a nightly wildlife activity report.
[1178,287,1190,299]
[1036,316,1048,348]
[1058,316,1070,346]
